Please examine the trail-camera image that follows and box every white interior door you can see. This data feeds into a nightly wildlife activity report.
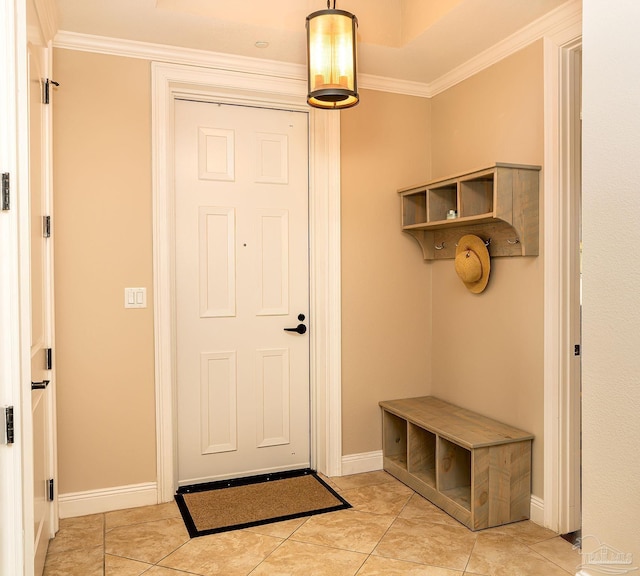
[28,33,53,576]
[566,46,582,534]
[174,99,310,486]
[0,3,23,575]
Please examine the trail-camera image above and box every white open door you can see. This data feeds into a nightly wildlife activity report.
[0,0,27,574]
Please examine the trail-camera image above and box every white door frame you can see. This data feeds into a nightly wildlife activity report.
[542,19,583,532]
[152,62,343,502]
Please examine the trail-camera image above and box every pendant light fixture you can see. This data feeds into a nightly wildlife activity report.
[306,1,359,109]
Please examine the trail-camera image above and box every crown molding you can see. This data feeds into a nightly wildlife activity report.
[53,31,306,80]
[428,0,582,96]
[359,74,432,98]
[53,0,581,100]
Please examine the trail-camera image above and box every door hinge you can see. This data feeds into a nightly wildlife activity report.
[1,406,14,445]
[43,215,51,238]
[1,173,9,211]
[43,79,59,105]
[574,344,581,356]
[47,478,55,502]
[45,348,53,370]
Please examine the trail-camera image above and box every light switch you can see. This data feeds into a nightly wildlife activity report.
[124,287,147,309]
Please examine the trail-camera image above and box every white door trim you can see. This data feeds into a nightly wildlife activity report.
[542,16,582,531]
[151,62,342,502]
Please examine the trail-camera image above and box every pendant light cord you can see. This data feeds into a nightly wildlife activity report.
[327,0,336,8]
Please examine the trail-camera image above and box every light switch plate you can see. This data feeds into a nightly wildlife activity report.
[124,287,147,309]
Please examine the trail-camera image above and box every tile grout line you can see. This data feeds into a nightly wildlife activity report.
[462,529,480,575]
[352,487,413,575]
[149,532,193,570]
[245,532,291,576]
[524,541,579,575]
[104,508,191,572]
[102,513,106,575]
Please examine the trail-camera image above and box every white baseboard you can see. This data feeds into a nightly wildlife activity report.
[341,450,383,476]
[529,494,545,526]
[58,482,158,518]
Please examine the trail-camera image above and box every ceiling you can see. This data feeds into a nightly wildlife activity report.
[53,0,569,85]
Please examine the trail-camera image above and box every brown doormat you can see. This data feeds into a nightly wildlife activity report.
[175,469,351,538]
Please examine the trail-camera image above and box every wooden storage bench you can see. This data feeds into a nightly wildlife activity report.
[379,396,533,531]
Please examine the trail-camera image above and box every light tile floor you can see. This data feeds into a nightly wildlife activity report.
[44,471,582,576]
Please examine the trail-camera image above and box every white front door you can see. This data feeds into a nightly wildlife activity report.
[174,99,310,486]
[27,28,53,576]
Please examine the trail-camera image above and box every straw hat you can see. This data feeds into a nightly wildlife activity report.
[454,234,490,294]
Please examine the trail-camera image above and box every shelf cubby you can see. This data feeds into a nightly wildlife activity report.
[428,182,457,222]
[401,190,427,227]
[408,423,436,488]
[459,171,494,217]
[438,437,471,512]
[383,410,407,472]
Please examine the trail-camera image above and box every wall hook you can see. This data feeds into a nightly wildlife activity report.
[435,242,446,250]
[507,238,520,245]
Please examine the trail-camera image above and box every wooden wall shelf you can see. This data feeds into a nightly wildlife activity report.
[399,163,540,260]
[379,396,533,531]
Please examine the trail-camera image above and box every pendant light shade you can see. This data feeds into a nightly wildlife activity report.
[306,3,359,109]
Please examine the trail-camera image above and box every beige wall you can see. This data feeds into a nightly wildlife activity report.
[340,89,432,456]
[429,41,545,497]
[53,49,156,493]
[582,0,640,563]
[53,45,545,499]
[430,42,544,177]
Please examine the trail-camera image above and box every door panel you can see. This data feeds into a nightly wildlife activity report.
[175,100,310,485]
[256,347,290,447]
[200,351,237,454]
[257,210,289,315]
[199,206,236,317]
